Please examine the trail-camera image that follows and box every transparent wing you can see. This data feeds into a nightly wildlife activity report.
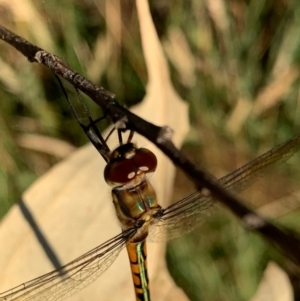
[149,134,300,242]
[0,228,137,301]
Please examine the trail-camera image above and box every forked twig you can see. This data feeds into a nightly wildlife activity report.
[1,25,300,266]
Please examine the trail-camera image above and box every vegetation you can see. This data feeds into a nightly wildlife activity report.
[0,0,300,300]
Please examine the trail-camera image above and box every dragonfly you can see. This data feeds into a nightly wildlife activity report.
[0,81,300,301]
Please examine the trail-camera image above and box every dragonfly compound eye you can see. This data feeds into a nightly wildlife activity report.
[104,143,157,186]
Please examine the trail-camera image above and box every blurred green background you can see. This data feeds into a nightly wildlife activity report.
[0,0,300,300]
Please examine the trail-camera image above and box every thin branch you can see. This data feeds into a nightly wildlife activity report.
[1,25,300,265]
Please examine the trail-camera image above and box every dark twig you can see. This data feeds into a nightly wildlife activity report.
[1,25,300,265]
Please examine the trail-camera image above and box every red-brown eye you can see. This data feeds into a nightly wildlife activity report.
[133,148,157,173]
[104,144,157,186]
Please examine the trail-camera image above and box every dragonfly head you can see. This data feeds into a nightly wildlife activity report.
[104,143,157,187]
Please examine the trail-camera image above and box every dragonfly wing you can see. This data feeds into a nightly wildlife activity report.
[0,229,136,301]
[149,134,300,242]
[148,192,214,242]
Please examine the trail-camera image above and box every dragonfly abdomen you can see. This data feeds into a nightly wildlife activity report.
[126,241,151,301]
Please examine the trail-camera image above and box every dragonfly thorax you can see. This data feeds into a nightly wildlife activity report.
[112,176,161,233]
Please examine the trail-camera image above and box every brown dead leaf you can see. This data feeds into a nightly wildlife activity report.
[249,262,293,301]
[0,0,189,301]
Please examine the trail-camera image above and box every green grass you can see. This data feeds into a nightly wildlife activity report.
[0,0,300,300]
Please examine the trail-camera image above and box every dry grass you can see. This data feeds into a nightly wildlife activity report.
[0,0,300,300]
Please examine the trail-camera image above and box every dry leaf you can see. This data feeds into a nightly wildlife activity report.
[249,262,293,301]
[0,0,189,300]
